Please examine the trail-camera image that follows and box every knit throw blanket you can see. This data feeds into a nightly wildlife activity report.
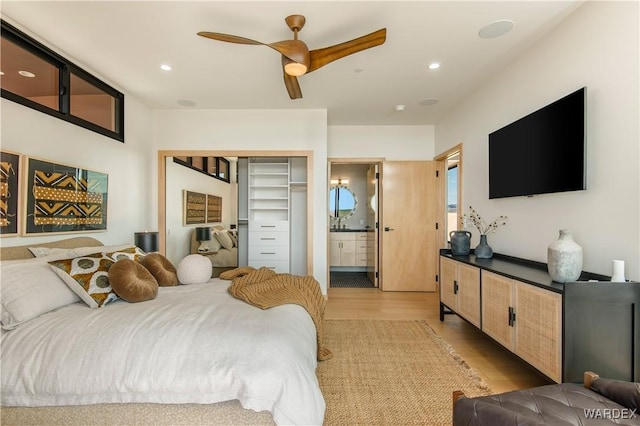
[220,266,333,361]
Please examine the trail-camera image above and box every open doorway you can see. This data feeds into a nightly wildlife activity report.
[435,144,463,245]
[328,160,381,289]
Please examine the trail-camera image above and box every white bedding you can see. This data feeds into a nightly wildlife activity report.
[1,278,325,425]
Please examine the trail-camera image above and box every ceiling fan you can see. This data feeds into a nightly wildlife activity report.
[198,15,386,100]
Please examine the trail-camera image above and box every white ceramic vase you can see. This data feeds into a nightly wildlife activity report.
[547,229,583,283]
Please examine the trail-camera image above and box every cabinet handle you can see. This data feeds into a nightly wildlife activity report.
[260,225,276,228]
[260,252,276,255]
[260,237,276,240]
[508,307,516,326]
[453,280,458,294]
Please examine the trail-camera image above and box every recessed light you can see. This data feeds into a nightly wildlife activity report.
[479,20,514,39]
[419,98,439,106]
[394,104,406,112]
[177,100,196,107]
[18,70,36,78]
[160,64,172,71]
[428,62,440,70]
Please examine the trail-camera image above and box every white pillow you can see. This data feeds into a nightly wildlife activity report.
[214,231,234,251]
[0,257,81,330]
[177,254,212,285]
[28,247,74,258]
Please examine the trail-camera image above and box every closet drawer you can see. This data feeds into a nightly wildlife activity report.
[249,231,289,246]
[249,245,289,261]
[249,221,288,232]
[248,260,289,273]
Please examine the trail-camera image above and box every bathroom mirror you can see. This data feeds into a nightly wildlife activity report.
[329,185,357,222]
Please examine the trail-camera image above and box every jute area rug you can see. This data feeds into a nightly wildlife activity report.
[317,319,492,425]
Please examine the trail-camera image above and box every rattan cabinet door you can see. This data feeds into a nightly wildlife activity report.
[481,271,515,349]
[514,282,562,383]
[456,263,481,328]
[439,257,457,310]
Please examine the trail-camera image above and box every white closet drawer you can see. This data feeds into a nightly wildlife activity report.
[249,245,289,260]
[356,232,369,241]
[249,260,289,273]
[356,242,368,254]
[249,221,289,232]
[250,231,289,246]
[355,257,368,267]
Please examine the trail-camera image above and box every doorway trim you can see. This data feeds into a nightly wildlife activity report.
[434,143,463,243]
[158,149,314,274]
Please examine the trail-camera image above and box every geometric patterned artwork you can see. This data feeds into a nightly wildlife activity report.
[183,190,206,225]
[25,157,108,235]
[206,194,222,223]
[0,151,20,236]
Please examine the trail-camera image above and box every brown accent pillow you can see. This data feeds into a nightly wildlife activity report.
[140,253,179,286]
[109,259,158,302]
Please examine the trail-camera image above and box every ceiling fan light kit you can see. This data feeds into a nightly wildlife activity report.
[198,14,386,99]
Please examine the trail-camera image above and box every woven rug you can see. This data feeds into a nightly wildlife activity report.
[317,319,492,425]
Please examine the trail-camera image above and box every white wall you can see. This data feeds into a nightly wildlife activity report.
[0,95,153,248]
[328,125,435,159]
[151,109,330,290]
[435,2,639,280]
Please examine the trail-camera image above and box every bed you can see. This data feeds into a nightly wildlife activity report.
[0,237,325,425]
[190,226,238,278]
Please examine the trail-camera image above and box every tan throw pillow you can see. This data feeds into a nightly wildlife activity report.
[140,253,179,286]
[49,253,118,308]
[106,246,146,262]
[214,230,234,250]
[109,259,158,303]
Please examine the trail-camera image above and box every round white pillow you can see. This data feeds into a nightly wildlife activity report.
[177,254,211,284]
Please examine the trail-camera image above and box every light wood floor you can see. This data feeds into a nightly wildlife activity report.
[325,287,552,394]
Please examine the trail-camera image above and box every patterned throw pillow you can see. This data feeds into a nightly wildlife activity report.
[106,246,146,262]
[49,253,119,308]
[214,231,234,251]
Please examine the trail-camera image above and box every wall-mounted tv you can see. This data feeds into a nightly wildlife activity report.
[489,87,586,199]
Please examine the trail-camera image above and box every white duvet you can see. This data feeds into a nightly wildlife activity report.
[1,279,325,425]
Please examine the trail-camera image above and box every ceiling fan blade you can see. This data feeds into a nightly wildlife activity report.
[307,28,387,73]
[282,57,303,99]
[197,32,264,45]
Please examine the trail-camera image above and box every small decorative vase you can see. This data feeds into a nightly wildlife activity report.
[474,234,493,259]
[611,260,626,282]
[450,230,472,256]
[547,229,583,283]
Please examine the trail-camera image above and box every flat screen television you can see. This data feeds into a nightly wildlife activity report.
[488,87,586,199]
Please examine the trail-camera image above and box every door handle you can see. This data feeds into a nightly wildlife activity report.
[384,227,395,231]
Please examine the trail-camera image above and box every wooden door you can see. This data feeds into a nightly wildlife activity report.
[380,161,438,291]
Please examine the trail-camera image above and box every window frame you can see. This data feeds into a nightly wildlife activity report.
[1,19,125,142]
[173,156,231,183]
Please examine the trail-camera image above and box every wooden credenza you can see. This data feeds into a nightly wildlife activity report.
[439,251,639,383]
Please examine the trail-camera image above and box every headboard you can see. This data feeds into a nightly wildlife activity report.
[0,237,103,261]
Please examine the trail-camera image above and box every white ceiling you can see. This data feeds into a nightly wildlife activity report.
[1,1,584,126]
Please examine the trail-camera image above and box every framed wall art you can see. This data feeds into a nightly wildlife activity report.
[24,157,108,235]
[206,194,222,223]
[0,150,21,237]
[183,190,206,225]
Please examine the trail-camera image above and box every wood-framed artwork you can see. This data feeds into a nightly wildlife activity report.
[1,150,21,237]
[183,191,222,225]
[183,190,206,225]
[24,157,108,235]
[206,194,222,223]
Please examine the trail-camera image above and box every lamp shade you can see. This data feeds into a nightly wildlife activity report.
[195,227,210,242]
[134,231,159,253]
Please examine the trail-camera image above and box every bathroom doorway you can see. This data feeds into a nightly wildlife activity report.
[328,160,380,288]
